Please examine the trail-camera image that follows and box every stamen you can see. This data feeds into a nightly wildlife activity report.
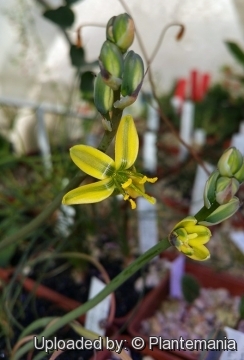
[113,176,129,199]
[145,195,156,204]
[129,199,136,209]
[139,176,147,184]
[146,177,158,183]
[122,178,132,189]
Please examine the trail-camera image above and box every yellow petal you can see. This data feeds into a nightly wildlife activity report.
[179,244,194,256]
[173,216,197,230]
[70,145,115,180]
[185,225,210,234]
[115,115,139,170]
[62,178,115,205]
[188,236,210,246]
[188,231,211,246]
[187,245,210,261]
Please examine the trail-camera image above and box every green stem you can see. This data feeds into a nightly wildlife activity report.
[194,201,219,223]
[98,90,122,153]
[13,238,171,360]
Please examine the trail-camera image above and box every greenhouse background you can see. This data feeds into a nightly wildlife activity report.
[1,1,244,359]
[1,0,244,96]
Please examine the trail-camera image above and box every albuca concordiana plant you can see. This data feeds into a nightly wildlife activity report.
[62,115,157,209]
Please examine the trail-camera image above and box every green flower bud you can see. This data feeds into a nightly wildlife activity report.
[112,13,135,53]
[215,176,239,205]
[234,160,244,183]
[99,40,123,90]
[199,197,240,226]
[204,170,220,209]
[218,147,243,178]
[121,51,144,96]
[113,51,144,110]
[106,16,116,43]
[94,73,114,116]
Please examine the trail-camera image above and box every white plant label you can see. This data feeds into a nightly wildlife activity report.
[220,327,244,360]
[229,231,244,254]
[179,100,194,161]
[189,162,215,216]
[147,102,159,131]
[231,133,244,155]
[142,131,157,172]
[85,277,111,336]
[137,197,158,254]
[169,254,185,299]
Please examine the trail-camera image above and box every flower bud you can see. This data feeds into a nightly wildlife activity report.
[199,197,240,226]
[99,40,123,90]
[113,51,144,110]
[112,13,135,53]
[121,51,144,96]
[215,176,239,205]
[204,170,220,209]
[168,216,211,261]
[234,160,244,183]
[94,73,114,116]
[218,147,243,178]
[106,16,116,43]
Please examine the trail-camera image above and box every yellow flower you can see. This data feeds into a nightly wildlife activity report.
[62,115,157,209]
[168,216,211,261]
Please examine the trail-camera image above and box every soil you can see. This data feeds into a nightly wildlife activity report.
[31,258,145,318]
[0,259,147,359]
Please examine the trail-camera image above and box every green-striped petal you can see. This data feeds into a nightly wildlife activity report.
[199,197,240,226]
[179,244,194,256]
[175,228,188,242]
[70,145,115,180]
[185,225,211,245]
[173,216,197,230]
[187,245,210,261]
[188,231,211,245]
[115,115,139,170]
[62,178,115,205]
[204,170,219,208]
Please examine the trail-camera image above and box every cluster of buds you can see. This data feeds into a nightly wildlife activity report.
[94,13,144,124]
[202,147,244,225]
[169,147,244,261]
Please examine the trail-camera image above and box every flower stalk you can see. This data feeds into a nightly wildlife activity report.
[13,238,170,359]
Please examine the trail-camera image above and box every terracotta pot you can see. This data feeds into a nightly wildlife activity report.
[0,267,131,331]
[128,261,244,360]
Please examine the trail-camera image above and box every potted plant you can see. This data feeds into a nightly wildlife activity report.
[128,260,244,359]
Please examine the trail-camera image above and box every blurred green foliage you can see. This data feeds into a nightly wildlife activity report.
[181,274,200,304]
[195,84,244,141]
